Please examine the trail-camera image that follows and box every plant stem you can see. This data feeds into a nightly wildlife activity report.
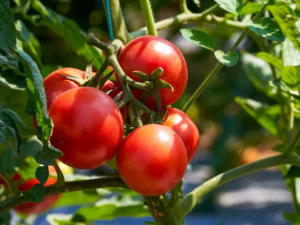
[180,0,191,13]
[108,0,131,43]
[139,0,157,36]
[53,161,65,188]
[182,4,267,112]
[180,153,300,215]
[144,196,183,225]
[131,4,219,38]
[0,176,127,212]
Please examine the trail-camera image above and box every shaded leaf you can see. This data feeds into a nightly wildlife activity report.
[214,50,239,66]
[242,53,277,98]
[35,165,49,185]
[15,20,42,67]
[257,52,284,70]
[20,136,43,160]
[35,147,63,166]
[0,106,24,151]
[0,147,19,173]
[235,97,281,136]
[29,0,104,68]
[284,166,300,179]
[24,183,46,202]
[0,211,11,225]
[270,79,300,99]
[180,29,214,51]
[214,0,243,15]
[244,17,284,41]
[269,4,300,51]
[0,0,16,53]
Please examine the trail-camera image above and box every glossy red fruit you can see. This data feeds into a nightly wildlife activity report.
[14,177,60,215]
[117,124,188,196]
[163,108,200,162]
[117,36,188,109]
[49,87,124,169]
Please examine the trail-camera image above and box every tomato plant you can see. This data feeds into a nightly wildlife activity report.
[163,108,200,162]
[49,87,124,169]
[117,35,188,109]
[117,124,188,196]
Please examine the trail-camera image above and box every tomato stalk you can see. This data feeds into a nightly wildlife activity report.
[139,0,158,36]
[53,161,65,188]
[182,3,268,112]
[82,58,109,87]
[0,176,127,212]
[107,0,131,44]
[179,0,191,13]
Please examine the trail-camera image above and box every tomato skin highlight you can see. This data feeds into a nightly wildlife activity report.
[117,124,188,196]
[117,35,188,108]
[49,87,124,169]
[14,177,60,215]
[163,108,200,162]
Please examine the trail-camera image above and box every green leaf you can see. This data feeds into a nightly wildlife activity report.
[29,0,104,68]
[24,183,46,202]
[268,4,300,51]
[0,211,11,225]
[270,79,300,98]
[257,52,284,70]
[0,0,16,53]
[145,222,157,225]
[14,49,51,139]
[242,53,277,97]
[214,50,239,66]
[214,0,243,15]
[244,17,284,41]
[0,147,19,173]
[35,147,63,166]
[35,166,49,185]
[20,136,43,160]
[238,2,264,15]
[235,97,281,136]
[280,66,300,86]
[54,189,109,208]
[72,196,150,221]
[15,20,42,67]
[283,37,300,67]
[284,166,300,179]
[283,212,299,224]
[0,106,24,151]
[180,29,214,51]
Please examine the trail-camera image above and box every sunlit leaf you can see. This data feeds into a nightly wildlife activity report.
[214,50,239,66]
[180,29,214,51]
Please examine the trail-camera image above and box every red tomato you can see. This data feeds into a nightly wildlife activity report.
[117,124,188,196]
[101,79,115,93]
[117,36,188,109]
[163,108,200,162]
[49,87,124,169]
[43,68,86,110]
[14,177,60,215]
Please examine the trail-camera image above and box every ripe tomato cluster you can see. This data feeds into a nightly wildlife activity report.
[32,36,200,197]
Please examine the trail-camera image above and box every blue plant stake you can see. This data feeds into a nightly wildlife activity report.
[104,0,114,41]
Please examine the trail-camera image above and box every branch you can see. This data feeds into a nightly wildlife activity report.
[180,154,300,215]
[131,4,219,38]
[0,176,127,212]
[179,0,191,13]
[182,4,267,112]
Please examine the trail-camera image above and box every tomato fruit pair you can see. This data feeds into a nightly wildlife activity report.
[49,87,124,169]
[12,175,60,215]
[117,35,188,110]
[117,124,188,196]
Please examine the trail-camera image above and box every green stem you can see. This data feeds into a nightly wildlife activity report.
[180,153,300,215]
[108,0,131,43]
[53,161,65,188]
[180,0,191,13]
[144,196,183,225]
[182,4,267,112]
[0,176,126,212]
[82,58,108,87]
[139,0,157,36]
[131,4,219,38]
